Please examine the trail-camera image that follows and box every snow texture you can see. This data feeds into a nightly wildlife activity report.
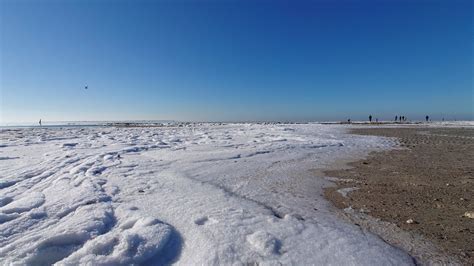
[0,123,414,265]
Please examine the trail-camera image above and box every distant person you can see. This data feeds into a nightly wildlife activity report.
[369,115,372,122]
[348,119,351,123]
[425,115,429,122]
[399,116,402,122]
[395,116,398,122]
[39,119,42,126]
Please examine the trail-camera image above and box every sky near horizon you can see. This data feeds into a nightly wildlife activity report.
[1,0,472,123]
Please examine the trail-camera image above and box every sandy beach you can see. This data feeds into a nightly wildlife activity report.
[3,0,472,264]
[325,126,474,264]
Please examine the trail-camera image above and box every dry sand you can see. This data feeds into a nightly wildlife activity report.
[324,127,474,264]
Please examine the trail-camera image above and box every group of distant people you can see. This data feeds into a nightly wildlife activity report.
[362,115,430,123]
[368,115,381,123]
[346,115,431,123]
[394,115,408,122]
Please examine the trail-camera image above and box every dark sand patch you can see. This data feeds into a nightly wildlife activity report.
[324,127,474,264]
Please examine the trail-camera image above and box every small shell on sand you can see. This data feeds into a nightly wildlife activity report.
[463,211,474,219]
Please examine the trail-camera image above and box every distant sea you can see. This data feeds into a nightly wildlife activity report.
[0,120,176,129]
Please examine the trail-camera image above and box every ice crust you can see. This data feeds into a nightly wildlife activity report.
[0,123,414,265]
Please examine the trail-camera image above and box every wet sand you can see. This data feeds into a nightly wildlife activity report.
[324,127,474,264]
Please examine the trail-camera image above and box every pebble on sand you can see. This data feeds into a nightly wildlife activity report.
[463,211,474,219]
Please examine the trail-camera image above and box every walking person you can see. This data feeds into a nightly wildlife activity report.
[395,115,398,122]
[425,115,429,122]
[39,119,42,126]
[369,115,372,123]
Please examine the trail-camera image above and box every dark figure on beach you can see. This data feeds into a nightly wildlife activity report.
[395,116,398,122]
[348,119,351,123]
[39,119,42,126]
[369,115,372,122]
[426,115,429,122]
[399,116,402,122]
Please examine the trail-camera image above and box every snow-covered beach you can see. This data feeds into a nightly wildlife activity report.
[0,123,416,264]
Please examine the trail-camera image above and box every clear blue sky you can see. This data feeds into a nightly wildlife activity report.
[1,0,472,122]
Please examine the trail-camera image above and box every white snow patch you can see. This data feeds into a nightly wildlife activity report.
[337,187,360,198]
[0,192,45,214]
[0,124,413,265]
[247,231,280,256]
